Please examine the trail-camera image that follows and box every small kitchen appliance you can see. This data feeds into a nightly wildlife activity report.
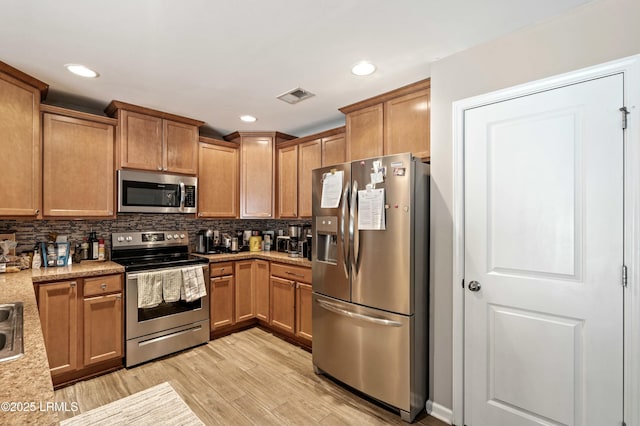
[288,224,302,258]
[118,170,197,214]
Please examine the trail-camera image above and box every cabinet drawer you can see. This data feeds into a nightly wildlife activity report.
[210,262,234,278]
[84,274,123,297]
[271,263,311,284]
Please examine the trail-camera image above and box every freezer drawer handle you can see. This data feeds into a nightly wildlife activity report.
[316,299,402,327]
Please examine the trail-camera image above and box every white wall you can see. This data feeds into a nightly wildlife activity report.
[429,0,640,411]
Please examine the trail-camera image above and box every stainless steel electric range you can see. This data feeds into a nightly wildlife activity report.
[111,230,210,367]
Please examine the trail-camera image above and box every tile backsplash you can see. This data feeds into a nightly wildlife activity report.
[0,215,310,257]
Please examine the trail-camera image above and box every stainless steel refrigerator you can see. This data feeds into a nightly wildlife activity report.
[311,152,429,422]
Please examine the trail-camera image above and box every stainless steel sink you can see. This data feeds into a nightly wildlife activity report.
[0,303,24,362]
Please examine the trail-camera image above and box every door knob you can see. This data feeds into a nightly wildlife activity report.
[468,281,481,292]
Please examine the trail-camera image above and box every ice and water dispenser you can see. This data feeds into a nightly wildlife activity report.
[315,216,338,264]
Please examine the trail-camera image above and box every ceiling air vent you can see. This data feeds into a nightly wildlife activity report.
[277,87,315,104]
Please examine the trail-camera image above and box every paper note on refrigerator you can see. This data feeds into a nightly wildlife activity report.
[357,188,386,230]
[321,170,344,208]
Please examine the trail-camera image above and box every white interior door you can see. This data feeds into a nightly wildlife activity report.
[464,74,624,426]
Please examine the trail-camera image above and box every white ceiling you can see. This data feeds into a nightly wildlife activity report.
[0,0,593,137]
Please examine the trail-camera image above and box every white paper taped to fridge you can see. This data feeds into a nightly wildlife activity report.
[358,188,386,230]
[321,170,344,208]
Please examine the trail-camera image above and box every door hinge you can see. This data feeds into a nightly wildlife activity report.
[620,106,629,129]
[622,265,628,287]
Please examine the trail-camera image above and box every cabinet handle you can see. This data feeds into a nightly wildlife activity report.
[157,166,162,171]
[286,271,304,278]
[296,283,299,289]
[34,209,39,215]
[101,283,107,290]
[115,295,122,300]
[108,210,113,215]
[70,281,76,288]
[163,167,167,171]
[290,281,295,288]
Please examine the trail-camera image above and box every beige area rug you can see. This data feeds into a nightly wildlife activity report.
[60,382,203,426]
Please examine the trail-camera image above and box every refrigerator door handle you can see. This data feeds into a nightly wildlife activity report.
[350,180,360,276]
[316,298,403,327]
[341,182,350,278]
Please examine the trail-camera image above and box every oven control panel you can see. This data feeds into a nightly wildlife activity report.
[112,231,189,248]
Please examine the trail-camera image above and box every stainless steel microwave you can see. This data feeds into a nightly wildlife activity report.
[118,170,197,214]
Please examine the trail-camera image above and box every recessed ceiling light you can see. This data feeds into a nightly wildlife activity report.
[351,62,376,76]
[65,64,99,78]
[240,115,257,123]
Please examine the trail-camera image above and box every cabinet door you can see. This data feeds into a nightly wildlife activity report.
[255,260,270,322]
[295,282,313,342]
[42,113,115,217]
[234,261,255,322]
[321,133,346,166]
[277,144,298,218]
[164,120,198,175]
[211,275,235,330]
[298,140,321,218]
[269,276,295,334]
[241,136,274,218]
[384,88,430,159]
[38,281,78,375]
[346,103,383,161]
[83,293,123,366]
[0,73,41,217]
[119,110,163,171]
[198,142,239,218]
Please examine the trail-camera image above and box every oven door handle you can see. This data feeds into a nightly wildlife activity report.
[127,265,209,281]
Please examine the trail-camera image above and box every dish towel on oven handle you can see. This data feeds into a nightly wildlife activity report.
[138,271,163,308]
[162,269,183,303]
[181,266,207,302]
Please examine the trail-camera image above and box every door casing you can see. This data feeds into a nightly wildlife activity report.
[451,54,640,426]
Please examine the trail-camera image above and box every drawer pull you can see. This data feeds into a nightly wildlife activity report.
[286,271,305,278]
[70,281,76,288]
[101,283,107,290]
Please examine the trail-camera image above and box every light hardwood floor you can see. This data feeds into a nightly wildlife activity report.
[56,328,445,425]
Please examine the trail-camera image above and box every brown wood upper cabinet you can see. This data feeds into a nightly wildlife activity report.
[340,79,430,162]
[276,126,345,219]
[277,143,299,218]
[225,132,296,219]
[198,137,239,218]
[41,106,116,218]
[105,100,204,175]
[0,61,48,218]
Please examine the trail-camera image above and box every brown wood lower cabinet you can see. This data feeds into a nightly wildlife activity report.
[208,259,312,348]
[270,263,312,345]
[269,275,296,334]
[36,274,124,387]
[295,282,312,343]
[210,262,235,330]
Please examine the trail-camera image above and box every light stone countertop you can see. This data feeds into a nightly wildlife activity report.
[195,250,312,268]
[0,261,124,425]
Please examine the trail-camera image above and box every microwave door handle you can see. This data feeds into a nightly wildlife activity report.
[179,182,185,211]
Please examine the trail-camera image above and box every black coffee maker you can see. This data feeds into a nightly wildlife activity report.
[196,229,217,253]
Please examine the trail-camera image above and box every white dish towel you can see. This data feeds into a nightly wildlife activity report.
[181,266,207,302]
[162,269,183,303]
[137,272,163,308]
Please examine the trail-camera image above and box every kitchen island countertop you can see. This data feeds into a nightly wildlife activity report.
[0,261,124,425]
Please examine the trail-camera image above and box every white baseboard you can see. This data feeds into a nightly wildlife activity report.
[426,400,453,425]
